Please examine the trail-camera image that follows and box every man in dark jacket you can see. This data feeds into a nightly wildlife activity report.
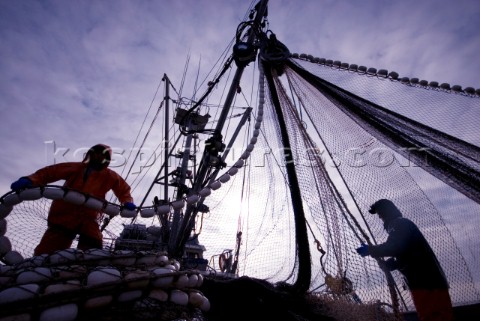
[356,199,453,321]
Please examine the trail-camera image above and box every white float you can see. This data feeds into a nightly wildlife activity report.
[83,248,111,265]
[44,281,82,295]
[171,199,185,210]
[0,219,6,236]
[170,289,188,306]
[103,203,120,216]
[210,181,221,191]
[149,288,168,302]
[16,267,52,284]
[63,190,86,205]
[19,187,43,201]
[124,270,150,289]
[241,151,251,160]
[174,274,189,288]
[48,249,81,265]
[186,194,200,204]
[120,209,137,218]
[30,254,48,267]
[155,255,169,266]
[2,193,22,206]
[3,250,24,265]
[135,253,157,266]
[0,284,40,304]
[56,265,87,280]
[219,174,230,183]
[0,265,12,274]
[87,268,121,289]
[198,187,211,197]
[43,187,65,200]
[188,290,204,307]
[39,303,78,321]
[140,207,156,218]
[151,267,174,288]
[187,274,199,288]
[171,260,181,271]
[111,250,136,266]
[196,273,204,287]
[83,197,104,210]
[0,204,13,220]
[0,236,12,256]
[157,204,170,214]
[200,296,211,312]
[228,167,239,176]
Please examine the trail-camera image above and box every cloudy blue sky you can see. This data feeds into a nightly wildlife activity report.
[1,0,479,200]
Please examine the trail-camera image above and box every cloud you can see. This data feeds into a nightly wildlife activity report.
[0,0,478,195]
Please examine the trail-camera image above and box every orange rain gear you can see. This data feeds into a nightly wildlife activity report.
[411,288,454,321]
[27,159,133,255]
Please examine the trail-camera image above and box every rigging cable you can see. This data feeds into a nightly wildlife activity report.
[123,101,164,183]
[178,51,191,98]
[177,8,264,136]
[120,79,164,180]
[178,56,235,135]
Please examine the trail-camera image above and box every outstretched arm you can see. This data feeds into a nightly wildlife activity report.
[111,174,134,204]
[369,219,412,258]
[27,163,81,186]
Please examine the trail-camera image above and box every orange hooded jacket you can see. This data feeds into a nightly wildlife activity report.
[27,147,133,229]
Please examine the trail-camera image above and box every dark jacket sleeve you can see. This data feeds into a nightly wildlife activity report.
[368,218,413,258]
[370,218,449,289]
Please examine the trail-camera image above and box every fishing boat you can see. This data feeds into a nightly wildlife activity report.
[1,1,480,320]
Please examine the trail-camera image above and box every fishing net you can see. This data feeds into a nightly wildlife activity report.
[191,54,480,316]
[280,56,480,307]
[2,53,479,320]
[0,194,210,320]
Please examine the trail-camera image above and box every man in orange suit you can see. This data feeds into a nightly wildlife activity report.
[10,144,136,255]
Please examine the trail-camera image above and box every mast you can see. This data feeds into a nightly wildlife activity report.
[163,74,170,203]
[168,0,269,258]
[137,74,175,211]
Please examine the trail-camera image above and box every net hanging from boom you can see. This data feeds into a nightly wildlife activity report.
[197,52,480,312]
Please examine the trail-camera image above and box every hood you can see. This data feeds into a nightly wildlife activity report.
[368,199,402,223]
[83,144,112,169]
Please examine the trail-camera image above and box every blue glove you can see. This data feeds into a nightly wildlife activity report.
[11,177,32,191]
[123,202,137,210]
[356,243,369,257]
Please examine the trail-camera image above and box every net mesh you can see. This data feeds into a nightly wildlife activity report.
[200,56,480,311]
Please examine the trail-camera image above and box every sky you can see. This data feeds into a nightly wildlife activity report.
[1,0,479,200]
